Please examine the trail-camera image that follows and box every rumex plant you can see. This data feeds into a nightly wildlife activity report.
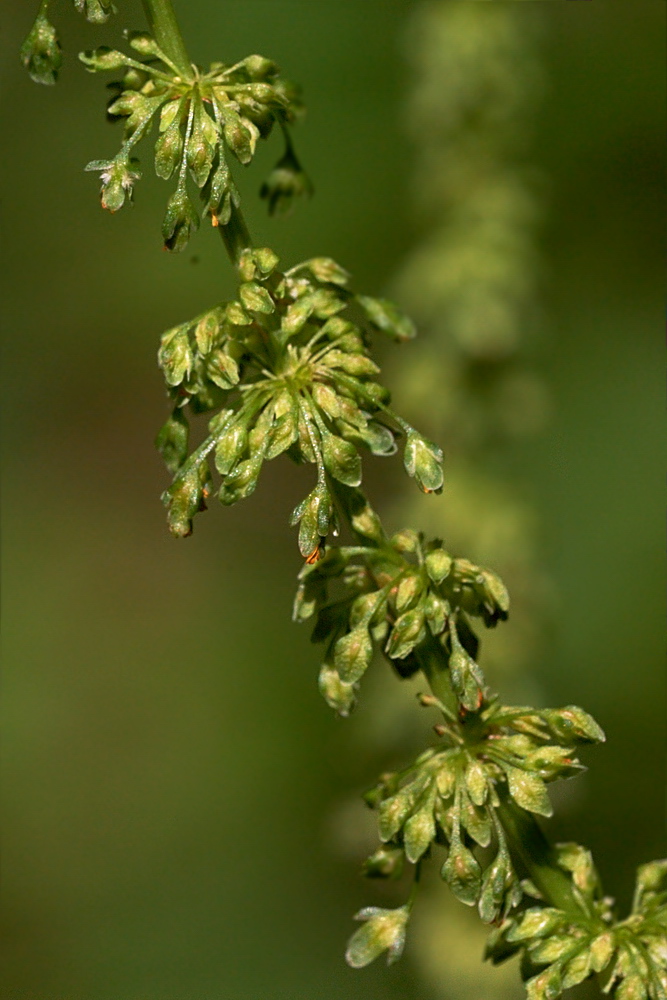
[22,3,666,997]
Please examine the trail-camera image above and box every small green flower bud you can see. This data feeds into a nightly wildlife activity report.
[356,295,416,342]
[614,974,648,1000]
[588,932,615,974]
[479,568,510,617]
[350,591,385,628]
[162,188,200,252]
[425,548,453,585]
[80,46,129,73]
[75,0,116,24]
[562,949,592,990]
[324,350,380,378]
[404,430,444,493]
[345,905,410,969]
[322,431,362,487]
[239,281,275,315]
[207,160,239,226]
[506,907,565,943]
[155,117,184,181]
[357,421,397,456]
[424,591,449,636]
[260,145,313,216]
[21,13,62,86]
[214,421,247,475]
[363,846,404,880]
[526,962,563,1000]
[312,383,341,420]
[162,461,209,538]
[448,644,485,713]
[334,624,373,684]
[390,529,420,554]
[543,706,606,745]
[218,454,263,506]
[83,156,141,213]
[206,349,239,389]
[350,501,384,543]
[221,107,258,165]
[194,309,222,356]
[436,760,457,799]
[187,104,218,188]
[305,257,350,287]
[459,790,491,847]
[318,662,356,716]
[395,573,421,614]
[378,790,414,842]
[505,765,552,818]
[441,837,482,906]
[157,324,193,387]
[530,934,579,965]
[241,54,279,81]
[385,608,426,660]
[404,802,436,863]
[464,759,488,807]
[156,409,189,474]
[478,842,513,924]
[126,31,163,59]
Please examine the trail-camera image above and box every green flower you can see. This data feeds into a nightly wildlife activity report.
[260,144,313,216]
[345,905,410,968]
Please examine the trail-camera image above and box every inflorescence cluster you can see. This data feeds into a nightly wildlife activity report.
[21,5,666,998]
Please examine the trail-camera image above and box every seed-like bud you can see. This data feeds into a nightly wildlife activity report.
[80,46,129,73]
[334,624,373,684]
[21,13,62,86]
[385,608,426,660]
[322,431,362,487]
[221,106,258,165]
[356,294,416,342]
[156,409,189,474]
[157,323,193,387]
[363,846,404,880]
[345,905,410,969]
[83,156,141,213]
[162,187,200,252]
[425,548,453,584]
[318,663,356,717]
[260,145,313,216]
[441,837,482,906]
[404,430,444,494]
[404,802,436,863]
[75,0,117,23]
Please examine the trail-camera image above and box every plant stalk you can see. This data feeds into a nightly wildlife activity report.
[140,0,191,77]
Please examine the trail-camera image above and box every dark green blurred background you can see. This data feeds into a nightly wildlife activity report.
[2,3,665,998]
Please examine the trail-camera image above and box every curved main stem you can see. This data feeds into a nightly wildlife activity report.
[140,0,254,268]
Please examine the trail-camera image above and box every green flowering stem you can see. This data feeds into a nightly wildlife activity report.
[140,0,254,268]
[140,0,191,79]
[496,794,593,921]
